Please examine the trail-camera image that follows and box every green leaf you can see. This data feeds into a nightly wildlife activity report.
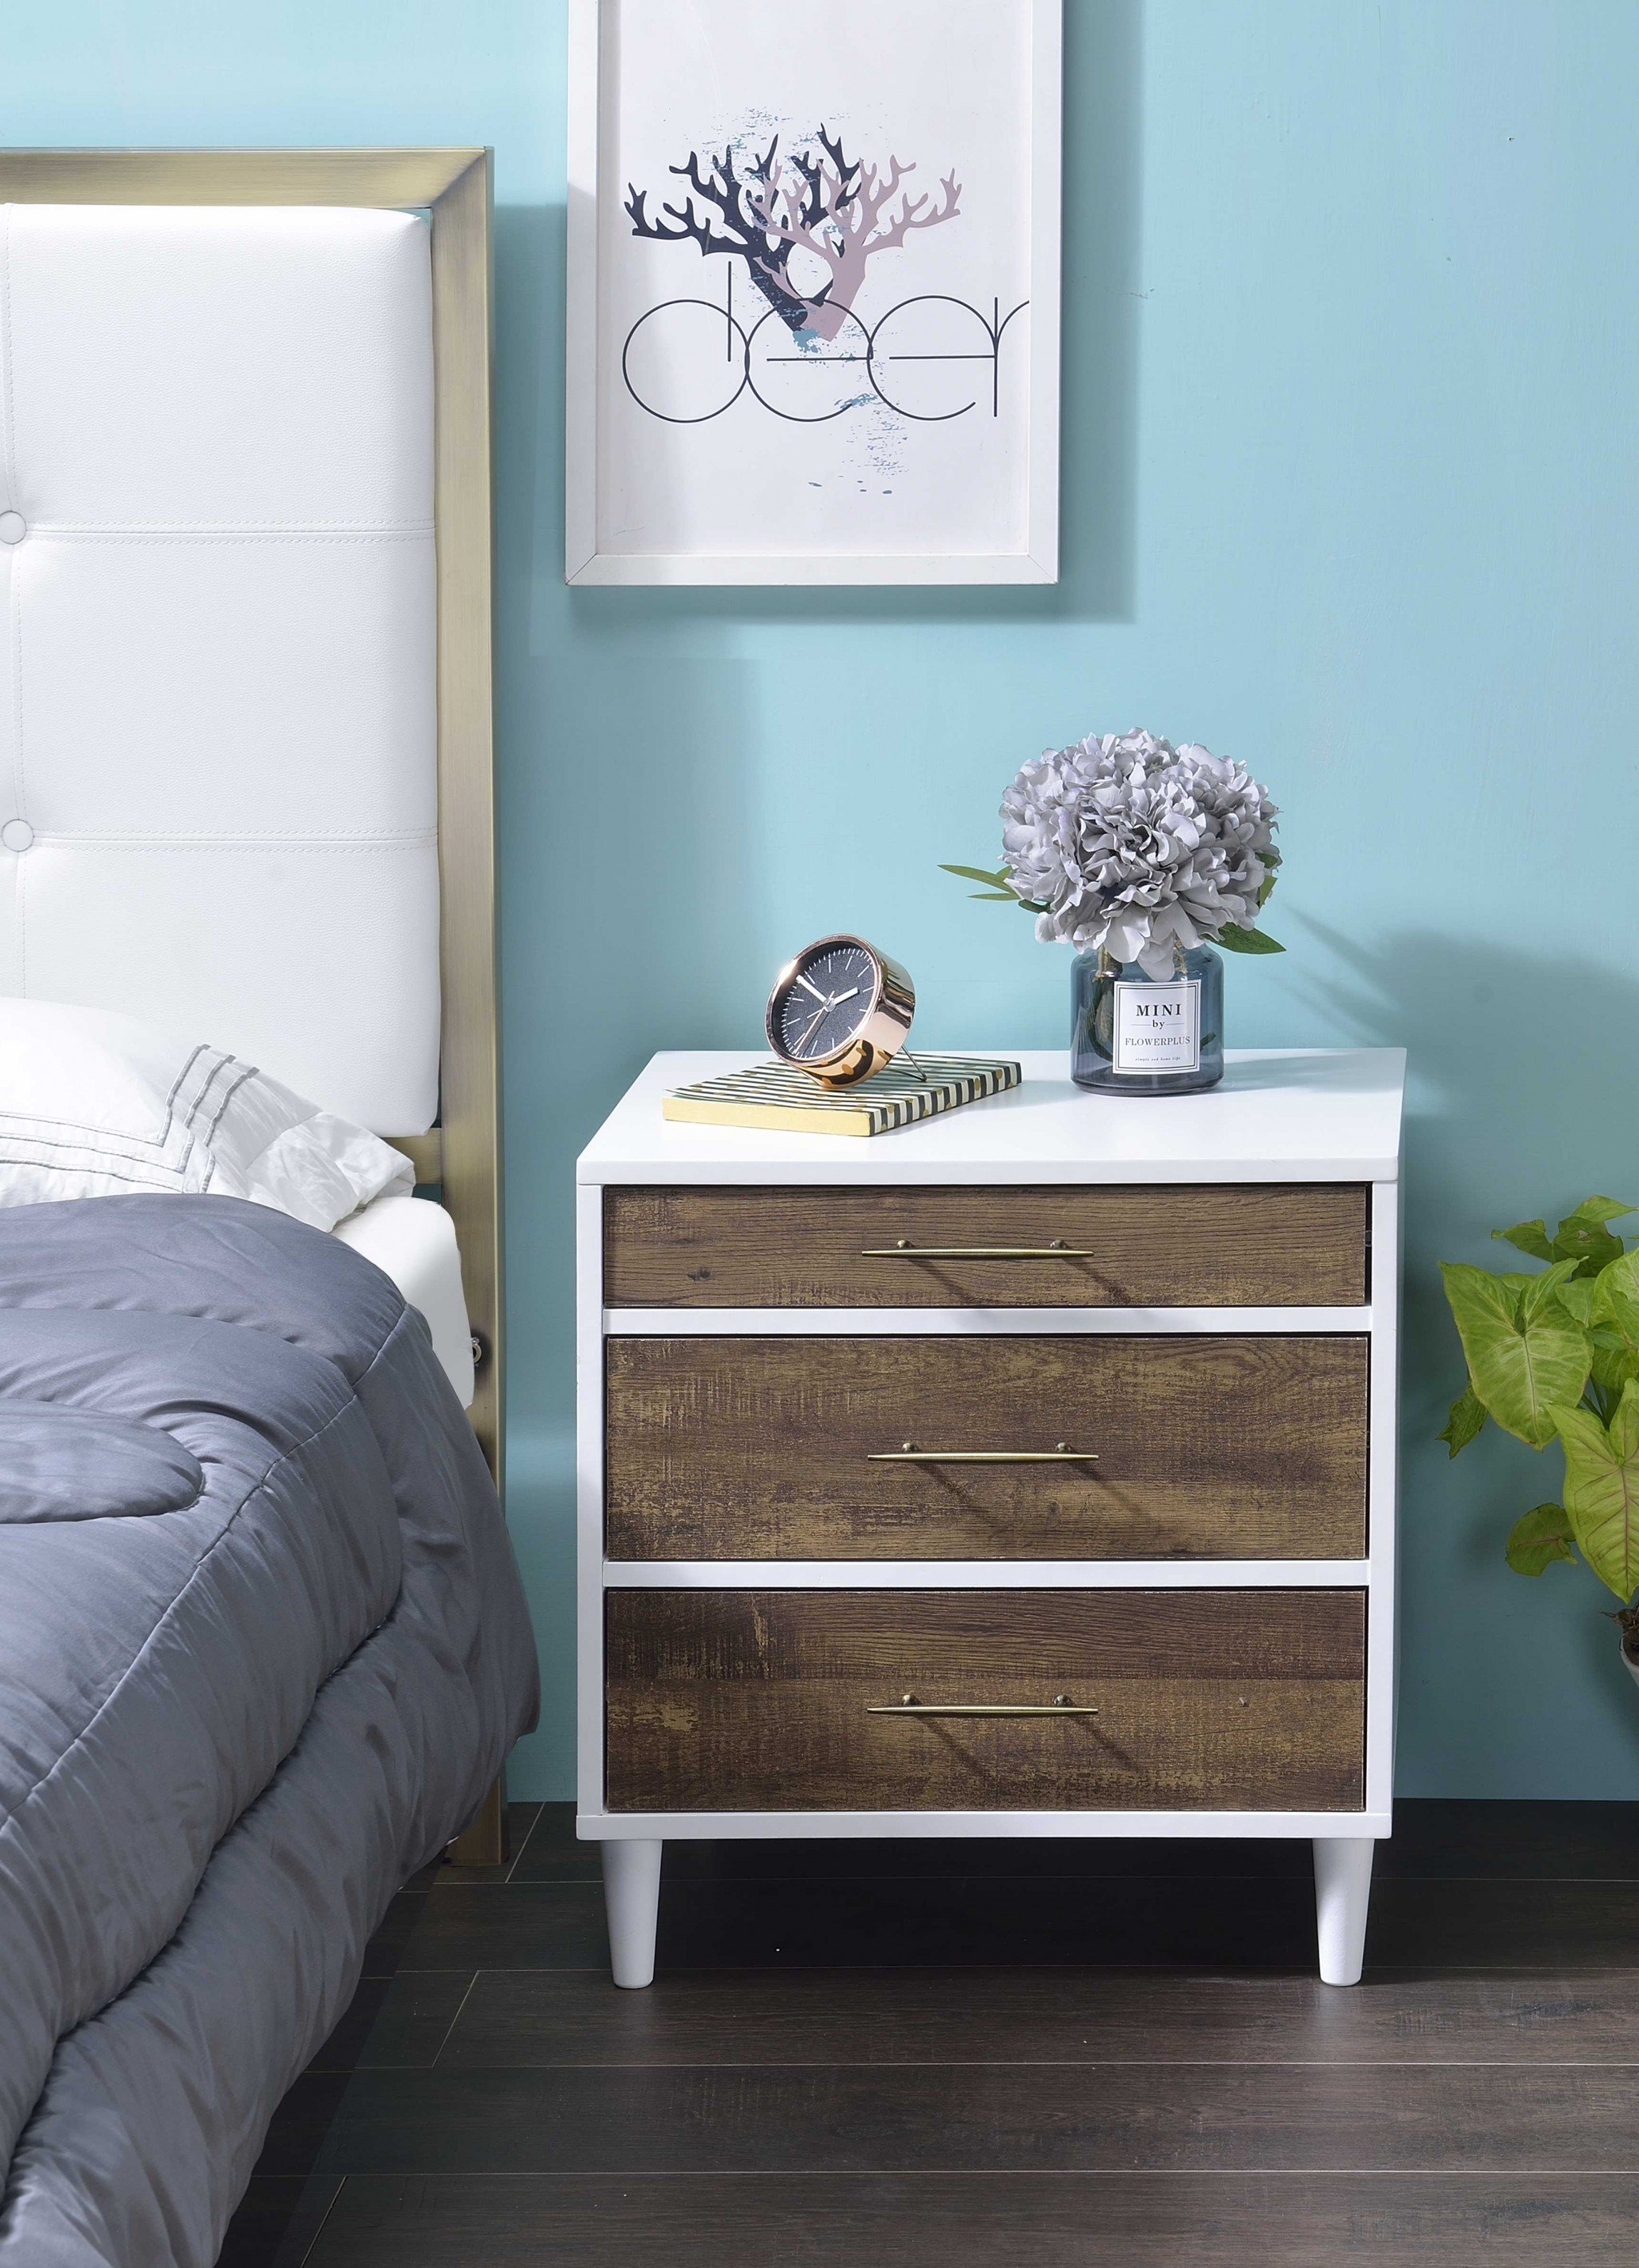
[1552,1196,1634,1276]
[1505,1502,1579,1577]
[968,890,1016,901]
[940,864,1010,888]
[1591,1336,1639,1403]
[1552,1383,1639,1601]
[1494,1219,1556,1261]
[1559,1230,1626,1276]
[1518,1258,1585,1322]
[1438,1384,1488,1457]
[1257,872,1278,908]
[1589,1260,1639,1400]
[1593,1245,1639,1348]
[1554,1275,1600,1327]
[1440,1261,1592,1448]
[1215,924,1284,956]
[1558,1196,1636,1232]
[1497,1199,1635,1276]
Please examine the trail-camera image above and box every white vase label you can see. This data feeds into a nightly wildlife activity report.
[1112,979,1200,1072]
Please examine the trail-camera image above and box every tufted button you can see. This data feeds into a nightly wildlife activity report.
[0,513,26,545]
[2,819,34,852]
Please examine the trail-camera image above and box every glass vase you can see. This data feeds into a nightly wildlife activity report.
[1070,942,1224,1094]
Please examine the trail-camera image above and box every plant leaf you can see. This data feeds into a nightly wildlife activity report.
[1258,872,1278,908]
[1591,1336,1639,1403]
[1517,1258,1585,1322]
[1558,1229,1626,1276]
[940,864,1010,888]
[1215,924,1284,956]
[1554,1275,1600,1327]
[1440,1261,1592,1449]
[1497,1199,1634,1274]
[1552,1383,1639,1601]
[1589,1255,1639,1405]
[1558,1196,1636,1231]
[1592,1246,1639,1349]
[968,890,1016,901]
[1612,1377,1639,1461]
[1552,1196,1634,1276]
[1494,1219,1556,1261]
[1505,1502,1579,1577]
[1438,1384,1488,1457]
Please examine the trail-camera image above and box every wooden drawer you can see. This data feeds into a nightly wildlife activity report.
[604,1334,1369,1561]
[603,1184,1369,1310]
[605,1589,1367,1813]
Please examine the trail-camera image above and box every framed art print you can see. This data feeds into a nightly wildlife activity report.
[566,0,1062,585]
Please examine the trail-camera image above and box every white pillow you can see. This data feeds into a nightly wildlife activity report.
[0,1000,413,1230]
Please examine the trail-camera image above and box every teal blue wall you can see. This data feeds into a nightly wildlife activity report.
[6,0,1638,1799]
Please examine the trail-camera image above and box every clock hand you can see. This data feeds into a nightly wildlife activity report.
[795,974,828,1002]
[791,988,862,1059]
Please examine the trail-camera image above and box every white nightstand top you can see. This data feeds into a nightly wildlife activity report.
[578,1048,1406,1186]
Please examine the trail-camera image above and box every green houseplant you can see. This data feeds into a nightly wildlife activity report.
[1441,1196,1639,1674]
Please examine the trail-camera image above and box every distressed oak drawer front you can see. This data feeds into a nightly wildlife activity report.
[605,1589,1367,1813]
[604,1335,1369,1561]
[603,1184,1369,1310]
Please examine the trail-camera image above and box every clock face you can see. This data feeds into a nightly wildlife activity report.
[771,938,881,1065]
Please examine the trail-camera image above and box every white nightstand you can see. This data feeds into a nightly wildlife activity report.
[576,1048,1405,1987]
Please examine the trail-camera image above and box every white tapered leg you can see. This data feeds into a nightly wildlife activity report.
[1312,1836,1376,1986]
[601,1837,662,1989]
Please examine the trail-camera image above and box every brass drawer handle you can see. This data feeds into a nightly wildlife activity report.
[869,1704,1100,1717]
[868,1442,1098,1463]
[861,1239,1095,1258]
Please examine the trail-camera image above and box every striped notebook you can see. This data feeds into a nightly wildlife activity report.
[663,1055,1023,1138]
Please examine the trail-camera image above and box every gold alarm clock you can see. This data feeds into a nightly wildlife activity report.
[765,935,916,1088]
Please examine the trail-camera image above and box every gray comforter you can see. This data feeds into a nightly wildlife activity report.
[0,1196,539,2266]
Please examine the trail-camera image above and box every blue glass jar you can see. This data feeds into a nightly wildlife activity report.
[1070,943,1224,1094]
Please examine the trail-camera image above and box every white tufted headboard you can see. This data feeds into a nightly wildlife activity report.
[0,200,439,1134]
[0,150,507,1865]
[0,149,503,1525]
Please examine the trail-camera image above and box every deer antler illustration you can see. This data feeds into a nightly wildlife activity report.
[627,126,961,339]
[625,138,815,335]
[747,137,962,339]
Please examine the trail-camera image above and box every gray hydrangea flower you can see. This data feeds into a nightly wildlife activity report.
[999,730,1280,978]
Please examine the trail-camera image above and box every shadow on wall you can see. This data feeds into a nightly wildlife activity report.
[563,0,1144,634]
[1299,918,1639,1251]
[1296,920,1639,1793]
[1296,916,1639,1408]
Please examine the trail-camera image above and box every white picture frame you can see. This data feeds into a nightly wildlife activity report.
[566,0,1062,586]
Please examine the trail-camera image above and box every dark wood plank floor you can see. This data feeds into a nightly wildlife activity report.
[221,1801,1639,2266]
